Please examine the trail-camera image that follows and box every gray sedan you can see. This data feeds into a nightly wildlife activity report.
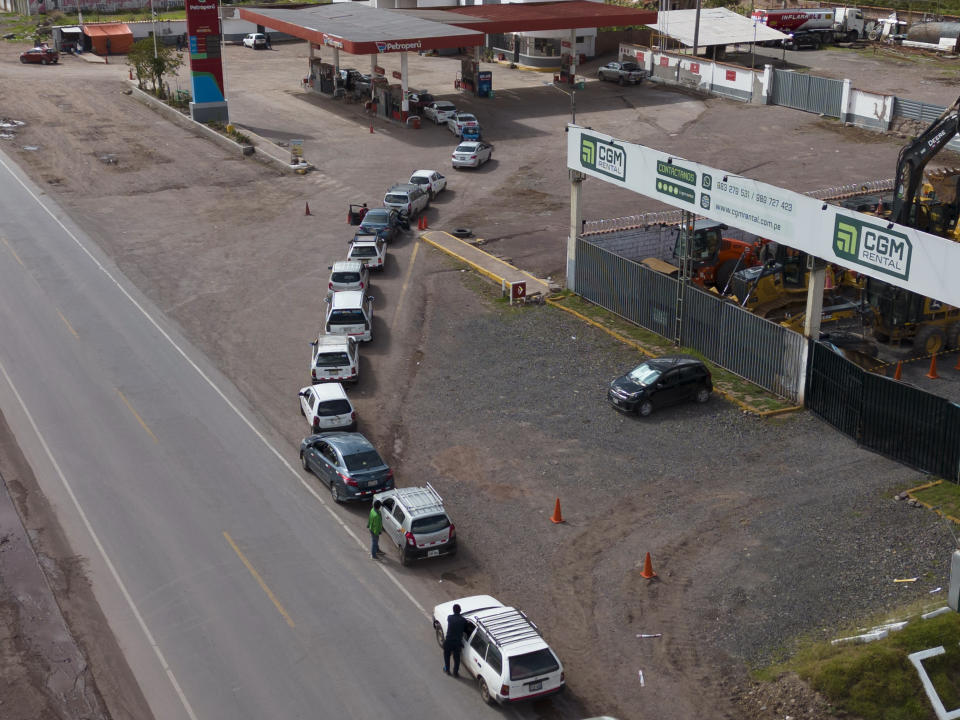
[299,432,394,502]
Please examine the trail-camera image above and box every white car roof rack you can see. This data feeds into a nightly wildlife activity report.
[475,607,543,649]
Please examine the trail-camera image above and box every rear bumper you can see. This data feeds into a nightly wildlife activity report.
[403,539,457,562]
[501,683,565,704]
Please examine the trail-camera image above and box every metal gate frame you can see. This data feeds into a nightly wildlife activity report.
[771,70,844,118]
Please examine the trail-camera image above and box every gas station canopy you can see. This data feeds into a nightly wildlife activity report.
[652,8,788,47]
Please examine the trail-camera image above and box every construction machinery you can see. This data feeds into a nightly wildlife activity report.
[863,95,960,354]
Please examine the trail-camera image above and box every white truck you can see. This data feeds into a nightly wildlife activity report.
[752,7,865,48]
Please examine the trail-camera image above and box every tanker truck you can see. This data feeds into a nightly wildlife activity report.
[752,7,866,49]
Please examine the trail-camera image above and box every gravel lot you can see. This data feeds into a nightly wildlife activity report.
[1,34,959,720]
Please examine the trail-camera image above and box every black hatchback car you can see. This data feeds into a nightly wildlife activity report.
[607,355,712,417]
[300,432,394,502]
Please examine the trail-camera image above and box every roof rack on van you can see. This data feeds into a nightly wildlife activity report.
[475,607,543,649]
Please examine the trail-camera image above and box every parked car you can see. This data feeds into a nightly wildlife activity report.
[19,46,59,64]
[408,92,435,113]
[328,260,369,293]
[383,183,429,218]
[358,207,408,242]
[433,595,565,705]
[348,233,387,272]
[424,101,457,125]
[461,124,482,142]
[452,141,494,169]
[597,61,646,84]
[447,112,480,137]
[377,484,457,565]
[242,33,267,49]
[310,334,359,384]
[607,355,712,417]
[298,383,356,433]
[337,68,367,89]
[299,432,394,503]
[325,290,374,342]
[408,170,446,200]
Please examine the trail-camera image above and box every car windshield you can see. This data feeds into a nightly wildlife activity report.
[329,309,366,324]
[350,246,378,258]
[508,649,559,681]
[411,514,450,534]
[627,364,660,385]
[316,351,349,366]
[331,271,361,284]
[343,449,384,471]
[384,194,408,204]
[436,103,455,111]
[316,399,352,416]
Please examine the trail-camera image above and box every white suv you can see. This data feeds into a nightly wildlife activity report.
[433,595,565,705]
[325,290,374,342]
[377,484,456,565]
[328,260,369,293]
[383,183,429,218]
[310,334,359,384]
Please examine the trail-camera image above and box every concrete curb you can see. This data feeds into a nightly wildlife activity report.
[544,295,802,417]
[232,124,306,174]
[905,479,960,524]
[126,82,253,159]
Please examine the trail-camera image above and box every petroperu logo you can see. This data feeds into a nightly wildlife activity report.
[580,134,626,182]
[188,2,216,9]
[375,40,422,53]
[833,216,912,280]
[323,36,343,49]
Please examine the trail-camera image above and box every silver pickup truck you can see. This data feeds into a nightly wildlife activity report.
[597,61,647,85]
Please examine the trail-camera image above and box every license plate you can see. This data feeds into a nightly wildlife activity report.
[427,549,439,557]
[529,680,542,691]
[329,369,339,374]
[366,480,377,488]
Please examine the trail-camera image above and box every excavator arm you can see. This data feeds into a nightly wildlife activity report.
[891,95,960,225]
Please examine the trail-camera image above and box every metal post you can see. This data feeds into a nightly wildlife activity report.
[675,211,693,345]
[803,258,826,341]
[150,0,158,58]
[692,0,702,56]
[567,170,585,292]
[400,52,409,119]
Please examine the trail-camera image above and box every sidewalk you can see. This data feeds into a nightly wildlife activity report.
[419,230,552,299]
[74,52,107,64]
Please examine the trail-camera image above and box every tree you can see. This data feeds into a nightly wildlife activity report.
[127,37,183,96]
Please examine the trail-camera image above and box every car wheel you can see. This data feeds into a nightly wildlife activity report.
[618,76,625,85]
[638,400,653,417]
[695,387,711,404]
[42,58,49,65]
[20,57,26,63]
[399,544,410,566]
[330,480,343,504]
[434,621,445,648]
[300,452,309,471]
[479,678,494,705]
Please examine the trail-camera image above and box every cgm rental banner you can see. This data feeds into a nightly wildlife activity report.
[567,126,960,307]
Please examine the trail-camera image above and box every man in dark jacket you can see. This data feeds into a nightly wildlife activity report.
[443,603,467,677]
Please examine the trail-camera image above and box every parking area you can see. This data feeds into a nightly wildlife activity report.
[2,37,959,718]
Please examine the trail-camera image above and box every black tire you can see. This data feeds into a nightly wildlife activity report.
[428,190,436,202]
[399,544,410,567]
[946,321,960,350]
[847,30,859,42]
[638,400,653,417]
[330,480,343,503]
[811,36,821,50]
[479,678,494,705]
[715,259,740,292]
[42,58,49,65]
[914,326,946,356]
[434,622,445,648]
[695,386,711,403]
[451,228,472,239]
[300,452,309,471]
[20,57,26,63]
[618,76,625,86]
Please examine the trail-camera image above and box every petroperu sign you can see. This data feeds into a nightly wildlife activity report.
[186,0,225,103]
[566,126,960,305]
[375,40,422,53]
[322,35,344,49]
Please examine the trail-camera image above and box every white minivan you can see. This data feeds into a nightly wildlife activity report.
[324,290,374,342]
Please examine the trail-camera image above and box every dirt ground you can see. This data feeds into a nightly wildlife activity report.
[1,33,959,720]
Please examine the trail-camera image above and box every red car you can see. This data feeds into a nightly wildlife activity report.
[19,47,59,65]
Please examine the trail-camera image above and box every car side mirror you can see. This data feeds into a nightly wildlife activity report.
[328,265,333,270]
[310,341,317,346]
[324,296,331,304]
[299,391,308,397]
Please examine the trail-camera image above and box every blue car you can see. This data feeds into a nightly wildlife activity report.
[461,125,482,141]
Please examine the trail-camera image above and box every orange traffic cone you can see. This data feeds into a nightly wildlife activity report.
[305,202,312,216]
[640,552,657,579]
[128,68,133,80]
[550,498,564,524]
[369,123,374,134]
[893,361,902,380]
[416,215,423,230]
[926,355,940,379]
[421,215,428,230]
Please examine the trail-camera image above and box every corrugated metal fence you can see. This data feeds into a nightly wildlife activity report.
[771,70,844,118]
[806,342,960,480]
[575,238,807,401]
[893,97,960,153]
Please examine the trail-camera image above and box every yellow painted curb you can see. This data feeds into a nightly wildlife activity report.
[545,296,802,418]
[905,479,960,524]
[419,232,550,294]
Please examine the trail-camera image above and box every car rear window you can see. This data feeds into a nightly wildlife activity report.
[411,514,450,534]
[363,210,389,224]
[315,351,350,366]
[410,177,427,185]
[622,62,639,71]
[316,399,352,416]
[508,649,559,681]
[329,309,366,324]
[350,246,377,258]
[332,271,361,284]
[455,145,473,154]
[343,449,383,471]
[384,194,408,204]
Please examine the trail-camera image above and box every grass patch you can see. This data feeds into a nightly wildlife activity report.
[763,610,960,720]
[912,481,960,521]
[548,291,795,413]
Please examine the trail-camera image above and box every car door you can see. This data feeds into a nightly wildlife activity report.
[379,498,401,548]
[463,626,487,679]
[653,369,684,408]
[678,366,702,402]
[314,441,338,487]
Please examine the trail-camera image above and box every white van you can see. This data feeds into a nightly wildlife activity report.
[324,290,374,343]
[310,334,359,384]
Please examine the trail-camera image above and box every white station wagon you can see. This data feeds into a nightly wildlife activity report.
[298,383,356,433]
[433,595,565,706]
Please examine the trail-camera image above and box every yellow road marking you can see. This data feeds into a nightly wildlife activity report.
[391,240,419,330]
[223,531,296,628]
[1,237,24,267]
[116,389,159,444]
[57,309,79,338]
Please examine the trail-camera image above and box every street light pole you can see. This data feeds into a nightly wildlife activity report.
[149,0,158,59]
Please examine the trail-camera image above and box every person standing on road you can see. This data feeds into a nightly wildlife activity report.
[368,500,383,560]
[443,604,467,677]
[265,32,272,49]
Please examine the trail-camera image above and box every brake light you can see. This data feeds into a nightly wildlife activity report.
[350,366,356,375]
[449,523,456,540]
[340,472,358,487]
[470,155,477,160]
[312,369,317,378]
[404,530,416,547]
[359,281,364,288]
[561,671,565,683]
[500,684,509,697]
[328,281,333,289]
[350,411,356,420]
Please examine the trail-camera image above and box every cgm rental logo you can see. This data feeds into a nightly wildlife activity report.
[580,135,626,182]
[833,216,912,280]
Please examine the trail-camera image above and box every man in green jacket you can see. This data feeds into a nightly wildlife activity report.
[368,500,383,560]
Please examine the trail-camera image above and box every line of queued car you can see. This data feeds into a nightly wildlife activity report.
[419,98,494,169]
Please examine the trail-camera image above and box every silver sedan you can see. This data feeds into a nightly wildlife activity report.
[451,141,493,169]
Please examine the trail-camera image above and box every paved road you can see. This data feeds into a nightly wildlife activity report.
[0,148,507,719]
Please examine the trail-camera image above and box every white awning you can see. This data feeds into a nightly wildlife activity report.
[651,8,789,47]
[60,26,83,33]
